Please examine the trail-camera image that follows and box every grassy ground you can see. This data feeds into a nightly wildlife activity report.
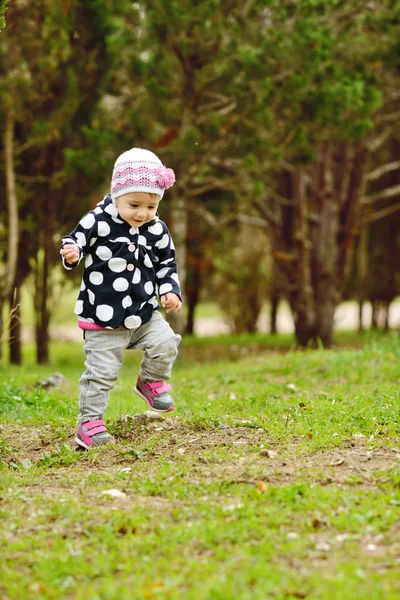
[0,331,399,599]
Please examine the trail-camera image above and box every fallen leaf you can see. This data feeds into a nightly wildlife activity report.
[256,480,267,493]
[312,518,321,529]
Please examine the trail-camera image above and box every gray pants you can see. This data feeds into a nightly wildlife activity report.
[78,311,181,424]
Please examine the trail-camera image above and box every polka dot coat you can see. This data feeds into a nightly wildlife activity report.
[61,194,181,330]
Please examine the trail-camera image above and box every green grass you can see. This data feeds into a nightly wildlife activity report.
[0,332,399,599]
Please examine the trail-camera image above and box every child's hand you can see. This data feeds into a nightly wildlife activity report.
[161,293,182,313]
[61,244,80,264]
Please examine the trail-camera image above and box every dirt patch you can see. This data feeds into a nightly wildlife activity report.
[2,420,399,494]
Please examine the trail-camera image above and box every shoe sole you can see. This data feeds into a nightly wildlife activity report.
[75,435,114,450]
[75,435,90,450]
[134,386,175,412]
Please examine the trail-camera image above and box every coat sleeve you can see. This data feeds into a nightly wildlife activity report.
[60,211,98,270]
[154,224,182,301]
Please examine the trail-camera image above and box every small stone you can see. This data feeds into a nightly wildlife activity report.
[102,489,127,498]
[315,541,331,552]
[260,449,278,458]
[133,411,164,425]
[36,372,68,389]
[365,543,378,552]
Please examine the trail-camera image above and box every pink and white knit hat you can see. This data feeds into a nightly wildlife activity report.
[111,148,175,201]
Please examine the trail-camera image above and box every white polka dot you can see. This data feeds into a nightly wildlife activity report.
[96,304,114,322]
[156,234,169,249]
[108,257,127,273]
[76,232,86,247]
[171,273,180,284]
[63,237,74,244]
[74,300,83,315]
[148,222,163,235]
[144,281,154,295]
[112,237,130,243]
[135,249,139,260]
[112,216,124,224]
[88,289,95,305]
[132,268,141,284]
[124,315,142,329]
[98,221,111,236]
[138,235,147,246]
[85,318,94,322]
[144,254,153,268]
[94,207,103,214]
[113,278,129,292]
[85,254,93,268]
[80,281,86,291]
[89,271,103,285]
[156,267,169,279]
[89,237,97,247]
[104,203,118,217]
[139,301,147,309]
[159,283,173,295]
[80,213,95,229]
[148,296,159,308]
[170,238,175,251]
[96,246,112,261]
[122,296,132,308]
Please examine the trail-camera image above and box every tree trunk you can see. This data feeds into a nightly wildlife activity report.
[0,305,3,362]
[166,182,187,337]
[3,105,19,298]
[289,166,317,345]
[34,241,51,364]
[275,142,370,347]
[357,226,369,331]
[185,283,200,335]
[358,300,364,332]
[270,294,279,334]
[1,105,20,361]
[9,286,21,365]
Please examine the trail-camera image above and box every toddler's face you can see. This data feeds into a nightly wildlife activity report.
[115,192,160,228]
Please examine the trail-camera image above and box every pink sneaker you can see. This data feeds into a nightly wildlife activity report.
[134,378,175,412]
[75,420,113,449]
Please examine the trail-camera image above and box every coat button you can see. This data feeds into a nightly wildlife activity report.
[129,227,137,235]
[128,244,135,252]
[127,264,134,271]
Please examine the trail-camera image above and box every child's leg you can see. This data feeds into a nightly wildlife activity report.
[78,329,130,424]
[128,311,181,411]
[128,311,181,381]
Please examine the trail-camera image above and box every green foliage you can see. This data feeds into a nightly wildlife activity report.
[0,0,7,30]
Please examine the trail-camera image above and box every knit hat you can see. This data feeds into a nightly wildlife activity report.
[111,148,175,201]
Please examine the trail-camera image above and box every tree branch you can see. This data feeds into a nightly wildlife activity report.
[367,161,400,182]
[363,183,400,205]
[252,198,279,228]
[366,127,392,152]
[376,110,400,124]
[362,201,400,225]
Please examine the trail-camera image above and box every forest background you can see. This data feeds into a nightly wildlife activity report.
[1,0,400,364]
